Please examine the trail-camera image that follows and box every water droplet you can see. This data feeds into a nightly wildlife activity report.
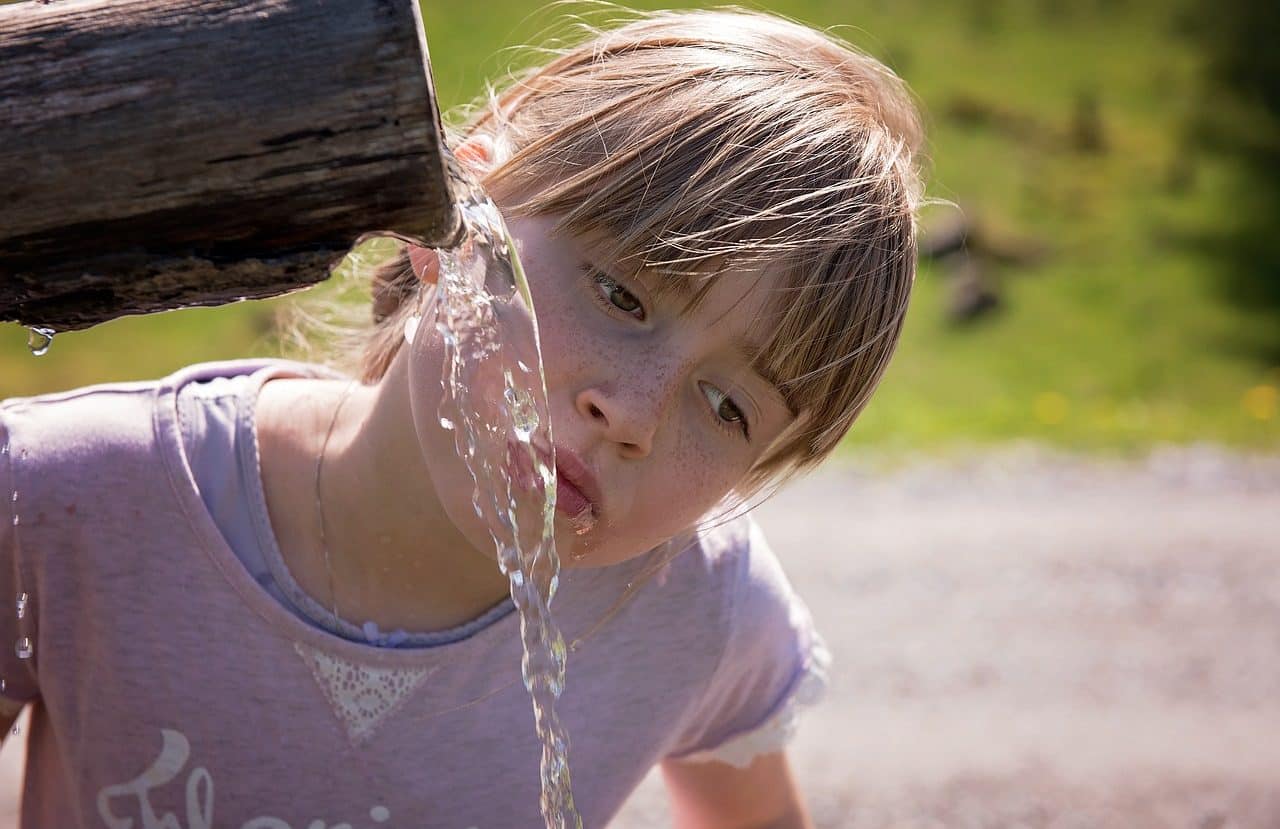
[15,593,26,620]
[26,327,55,357]
[439,416,455,431]
[504,386,539,440]
[0,678,6,692]
[369,806,391,823]
[9,725,17,737]
[403,314,421,345]
[15,638,32,659]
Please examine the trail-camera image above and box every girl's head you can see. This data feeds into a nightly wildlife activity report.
[360,8,923,564]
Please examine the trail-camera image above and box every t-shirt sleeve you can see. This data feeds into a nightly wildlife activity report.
[0,410,39,704]
[665,520,830,769]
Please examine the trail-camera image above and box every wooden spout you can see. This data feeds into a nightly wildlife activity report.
[0,0,459,331]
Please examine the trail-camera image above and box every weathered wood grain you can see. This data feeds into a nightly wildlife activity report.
[0,0,459,331]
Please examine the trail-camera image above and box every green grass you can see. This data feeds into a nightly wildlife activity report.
[3,0,1277,454]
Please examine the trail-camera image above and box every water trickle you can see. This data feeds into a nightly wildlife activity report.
[422,169,581,828]
[505,381,539,441]
[15,593,26,620]
[26,327,55,357]
[14,638,32,660]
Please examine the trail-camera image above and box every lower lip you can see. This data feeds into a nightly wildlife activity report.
[507,445,597,533]
[555,475,595,530]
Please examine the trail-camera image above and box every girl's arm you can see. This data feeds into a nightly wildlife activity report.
[660,750,815,829]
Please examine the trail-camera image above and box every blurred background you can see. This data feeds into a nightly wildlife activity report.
[2,0,1278,826]
[4,0,1279,452]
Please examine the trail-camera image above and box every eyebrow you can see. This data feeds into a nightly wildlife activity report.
[733,338,794,414]
[650,270,793,411]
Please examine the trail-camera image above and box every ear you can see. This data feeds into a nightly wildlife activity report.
[407,246,438,285]
[454,134,496,172]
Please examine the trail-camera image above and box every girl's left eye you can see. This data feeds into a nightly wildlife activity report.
[592,272,646,321]
[699,381,751,439]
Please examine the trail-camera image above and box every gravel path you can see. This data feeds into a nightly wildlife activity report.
[2,445,1277,827]
[613,445,1280,828]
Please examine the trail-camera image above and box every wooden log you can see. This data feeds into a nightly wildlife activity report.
[0,0,459,332]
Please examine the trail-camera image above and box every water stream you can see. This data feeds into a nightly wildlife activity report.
[403,171,582,828]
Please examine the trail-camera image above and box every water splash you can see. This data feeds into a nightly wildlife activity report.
[26,327,54,357]
[423,171,581,828]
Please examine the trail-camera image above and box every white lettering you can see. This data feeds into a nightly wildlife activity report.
[96,729,393,829]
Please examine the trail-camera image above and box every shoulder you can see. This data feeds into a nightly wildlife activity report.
[0,359,308,492]
[669,513,796,627]
[577,513,789,662]
[655,513,830,764]
[2,359,326,453]
[1,375,165,469]
[628,513,807,684]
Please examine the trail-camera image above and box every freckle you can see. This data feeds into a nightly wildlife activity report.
[65,504,76,516]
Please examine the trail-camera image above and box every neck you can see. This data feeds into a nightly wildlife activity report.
[262,354,511,634]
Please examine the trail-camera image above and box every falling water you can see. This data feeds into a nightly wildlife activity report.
[402,170,581,827]
[26,327,54,357]
[3,439,32,669]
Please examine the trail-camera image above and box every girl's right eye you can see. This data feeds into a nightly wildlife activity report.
[590,271,647,321]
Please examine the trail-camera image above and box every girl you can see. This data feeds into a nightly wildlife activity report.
[0,7,922,828]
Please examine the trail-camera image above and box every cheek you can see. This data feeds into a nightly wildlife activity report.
[538,320,591,380]
[636,428,743,530]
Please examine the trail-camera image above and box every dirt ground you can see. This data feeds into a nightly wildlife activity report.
[612,445,1280,828]
[2,445,1277,827]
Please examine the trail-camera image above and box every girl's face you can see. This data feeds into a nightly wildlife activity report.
[407,214,795,569]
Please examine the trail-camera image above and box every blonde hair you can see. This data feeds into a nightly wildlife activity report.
[361,7,924,493]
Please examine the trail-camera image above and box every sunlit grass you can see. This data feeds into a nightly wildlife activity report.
[3,0,1276,454]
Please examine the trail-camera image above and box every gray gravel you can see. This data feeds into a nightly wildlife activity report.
[613,444,1280,828]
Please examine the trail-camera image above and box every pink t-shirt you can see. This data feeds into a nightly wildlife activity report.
[0,361,828,828]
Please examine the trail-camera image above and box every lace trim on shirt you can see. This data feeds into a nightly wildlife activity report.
[681,634,831,770]
[293,643,439,745]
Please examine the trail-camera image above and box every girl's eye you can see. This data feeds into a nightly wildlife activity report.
[699,381,751,439]
[592,273,646,321]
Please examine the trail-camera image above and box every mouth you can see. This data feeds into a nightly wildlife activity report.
[507,442,601,535]
[551,446,602,535]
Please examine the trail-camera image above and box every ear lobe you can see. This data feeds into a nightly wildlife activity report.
[407,245,439,285]
[454,134,496,173]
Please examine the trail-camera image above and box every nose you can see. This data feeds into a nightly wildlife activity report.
[576,379,671,459]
